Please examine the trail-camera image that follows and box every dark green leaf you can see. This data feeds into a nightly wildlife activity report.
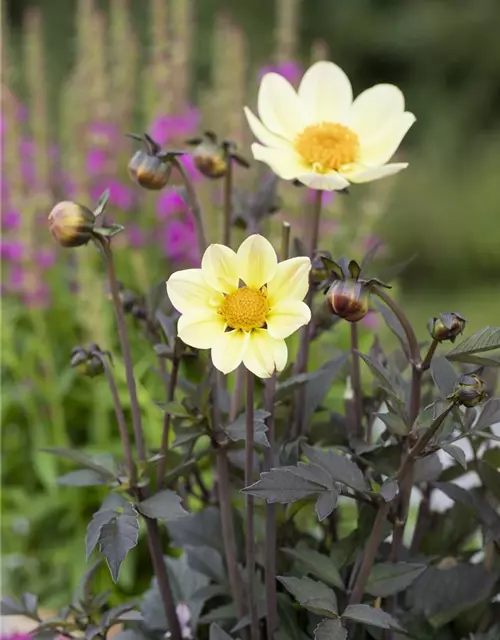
[153,344,172,358]
[373,298,410,359]
[281,548,344,590]
[430,356,458,398]
[479,461,500,501]
[284,461,333,488]
[475,398,500,430]
[446,353,500,367]
[441,444,467,469]
[348,260,361,280]
[137,489,187,521]
[341,604,404,631]
[315,490,339,521]
[314,619,347,640]
[185,546,226,584]
[41,447,116,481]
[86,508,119,561]
[446,326,500,357]
[225,409,270,447]
[303,444,368,492]
[304,354,349,423]
[275,371,317,402]
[94,223,125,238]
[414,453,443,483]
[199,603,236,624]
[243,467,328,504]
[156,311,177,349]
[162,401,192,418]
[375,412,409,436]
[278,576,338,617]
[94,189,110,217]
[210,623,233,640]
[0,596,25,616]
[380,479,399,502]
[57,469,111,487]
[169,506,224,553]
[99,502,139,582]
[358,352,397,396]
[366,562,426,597]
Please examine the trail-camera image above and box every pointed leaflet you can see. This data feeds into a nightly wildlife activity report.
[446,326,500,358]
[99,502,139,582]
[185,546,226,584]
[304,353,349,424]
[314,619,347,640]
[479,461,500,502]
[210,623,233,640]
[379,479,399,502]
[225,409,271,447]
[430,356,458,398]
[58,469,112,487]
[281,547,344,590]
[41,447,116,481]
[341,604,404,632]
[373,298,410,359]
[441,444,467,470]
[137,490,187,521]
[315,490,339,521]
[302,444,368,492]
[243,466,329,504]
[375,412,409,436]
[365,562,426,597]
[278,576,338,617]
[93,189,110,217]
[474,398,500,430]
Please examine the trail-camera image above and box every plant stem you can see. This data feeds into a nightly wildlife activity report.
[350,322,364,441]
[420,339,439,372]
[223,157,233,247]
[263,375,277,638]
[91,350,136,487]
[245,369,259,640]
[172,157,208,255]
[230,365,245,422]
[293,190,323,437]
[156,351,181,490]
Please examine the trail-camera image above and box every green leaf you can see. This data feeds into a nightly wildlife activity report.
[93,223,125,238]
[57,469,112,487]
[94,188,110,217]
[375,412,409,436]
[284,461,333,488]
[210,623,233,640]
[243,466,329,504]
[185,546,226,584]
[441,443,467,469]
[162,401,192,418]
[41,447,116,481]
[0,596,25,616]
[168,506,224,553]
[446,353,500,367]
[86,502,121,561]
[315,489,339,521]
[137,490,188,521]
[366,562,426,597]
[358,352,397,397]
[475,398,500,430]
[225,409,270,447]
[281,547,344,590]
[99,502,140,582]
[430,356,458,398]
[379,479,399,502]
[314,619,347,640]
[446,326,500,358]
[278,576,338,617]
[156,311,177,349]
[373,298,410,359]
[304,353,349,423]
[302,444,368,492]
[479,461,500,501]
[341,604,404,631]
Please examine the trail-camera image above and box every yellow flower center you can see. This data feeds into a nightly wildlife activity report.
[219,286,269,331]
[295,122,360,173]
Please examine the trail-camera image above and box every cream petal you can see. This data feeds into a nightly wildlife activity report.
[211,330,249,375]
[350,84,405,142]
[166,269,215,315]
[243,330,288,378]
[267,257,311,306]
[257,72,306,139]
[201,243,239,294]
[244,107,292,149]
[298,61,353,124]
[267,300,311,339]
[177,310,225,349]
[344,163,408,184]
[251,143,306,179]
[359,112,416,166]
[296,170,350,191]
[237,234,278,289]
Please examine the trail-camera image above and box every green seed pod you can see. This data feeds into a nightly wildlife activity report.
[428,312,467,343]
[452,374,486,408]
[48,201,95,248]
[327,280,369,323]
[128,150,172,190]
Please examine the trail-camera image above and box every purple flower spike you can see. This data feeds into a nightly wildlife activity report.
[156,190,186,220]
[88,121,120,145]
[90,180,134,211]
[36,249,56,269]
[258,60,302,85]
[86,148,108,175]
[162,217,197,263]
[1,240,24,262]
[2,208,21,231]
[149,106,201,146]
[127,223,146,249]
[8,265,25,289]
[179,153,201,182]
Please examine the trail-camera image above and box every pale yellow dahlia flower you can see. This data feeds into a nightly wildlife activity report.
[166,235,311,378]
[244,61,415,191]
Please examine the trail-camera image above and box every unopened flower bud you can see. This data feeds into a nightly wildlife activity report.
[327,280,369,323]
[128,150,172,190]
[310,251,332,287]
[48,201,95,247]
[192,141,228,179]
[451,374,486,408]
[428,312,467,343]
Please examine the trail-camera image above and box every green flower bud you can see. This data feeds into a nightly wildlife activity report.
[326,280,369,323]
[128,150,172,190]
[428,312,467,343]
[48,201,95,247]
[451,373,486,408]
[192,141,228,179]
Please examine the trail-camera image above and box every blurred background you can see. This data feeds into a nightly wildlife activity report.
[2,0,500,608]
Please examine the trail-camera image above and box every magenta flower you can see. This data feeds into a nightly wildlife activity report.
[86,148,108,175]
[2,208,20,231]
[162,216,198,265]
[127,224,146,249]
[179,153,201,182]
[7,264,24,289]
[258,60,302,85]
[307,188,336,207]
[88,121,119,146]
[156,189,186,220]
[36,249,56,269]
[361,310,379,330]
[149,106,200,146]
[1,240,24,262]
[90,179,134,211]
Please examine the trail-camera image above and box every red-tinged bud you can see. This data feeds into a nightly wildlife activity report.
[326,280,369,323]
[128,150,172,190]
[48,201,95,248]
[428,312,467,343]
[192,141,228,179]
[450,373,486,408]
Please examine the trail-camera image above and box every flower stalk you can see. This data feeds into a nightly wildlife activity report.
[350,322,364,440]
[156,348,182,490]
[171,156,207,255]
[223,155,233,247]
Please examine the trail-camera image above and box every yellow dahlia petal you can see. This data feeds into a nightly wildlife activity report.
[359,112,416,166]
[267,300,311,339]
[251,143,305,179]
[349,84,405,142]
[296,171,350,191]
[177,310,225,349]
[267,257,311,306]
[211,330,249,375]
[258,72,306,139]
[243,107,291,149]
[201,243,239,294]
[237,234,278,289]
[345,162,409,184]
[298,61,353,124]
[166,269,215,315]
[243,329,288,378]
